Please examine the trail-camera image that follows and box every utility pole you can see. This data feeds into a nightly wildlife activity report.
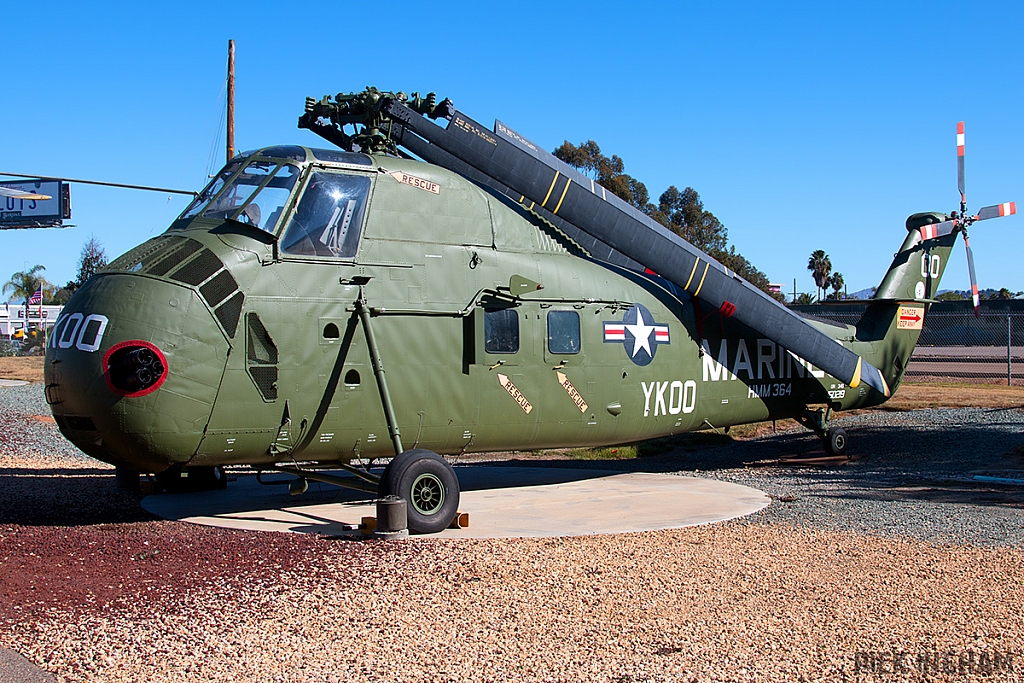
[227,39,235,163]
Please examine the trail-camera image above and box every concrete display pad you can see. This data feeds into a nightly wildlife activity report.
[142,466,770,539]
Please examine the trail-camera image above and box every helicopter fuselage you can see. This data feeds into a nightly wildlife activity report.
[45,146,908,474]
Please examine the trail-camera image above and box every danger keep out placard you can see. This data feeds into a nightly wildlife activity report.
[897,306,925,330]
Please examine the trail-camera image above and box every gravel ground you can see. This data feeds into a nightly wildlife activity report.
[2,383,1024,682]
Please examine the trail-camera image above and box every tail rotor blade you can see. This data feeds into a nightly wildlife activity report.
[957,121,966,208]
[975,202,1017,221]
[964,235,980,318]
[917,219,957,240]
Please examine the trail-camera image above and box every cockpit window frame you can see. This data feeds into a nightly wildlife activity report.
[209,161,295,227]
[172,154,302,234]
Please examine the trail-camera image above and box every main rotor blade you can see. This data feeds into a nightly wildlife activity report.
[392,125,645,271]
[957,121,966,206]
[384,100,890,396]
[964,234,980,318]
[975,202,1017,221]
[0,186,51,200]
[918,219,957,240]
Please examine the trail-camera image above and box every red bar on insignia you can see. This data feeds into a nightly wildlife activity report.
[604,324,625,341]
[957,121,965,156]
[1001,202,1016,216]
[655,328,669,341]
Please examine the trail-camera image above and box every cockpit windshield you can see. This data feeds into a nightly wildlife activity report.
[177,159,300,233]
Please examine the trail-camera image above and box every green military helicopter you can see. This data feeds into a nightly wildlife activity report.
[43,91,1015,532]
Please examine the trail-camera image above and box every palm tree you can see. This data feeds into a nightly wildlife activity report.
[3,265,47,334]
[829,272,844,300]
[807,250,832,302]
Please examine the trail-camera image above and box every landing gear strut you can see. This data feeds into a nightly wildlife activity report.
[800,407,849,457]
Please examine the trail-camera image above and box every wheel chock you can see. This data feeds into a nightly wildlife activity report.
[449,512,470,529]
[360,516,377,535]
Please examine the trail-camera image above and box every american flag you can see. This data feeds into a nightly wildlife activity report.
[28,286,42,305]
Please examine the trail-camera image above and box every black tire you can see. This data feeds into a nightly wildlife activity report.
[187,466,228,490]
[155,465,227,492]
[378,449,460,534]
[824,427,848,456]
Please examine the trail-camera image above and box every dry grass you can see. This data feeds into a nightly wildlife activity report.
[709,383,1024,444]
[884,381,1024,410]
[0,357,44,383]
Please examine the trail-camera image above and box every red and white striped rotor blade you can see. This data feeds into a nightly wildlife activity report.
[957,121,966,204]
[964,235,980,318]
[975,202,1017,221]
[917,219,957,240]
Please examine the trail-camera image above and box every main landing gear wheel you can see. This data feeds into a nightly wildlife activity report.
[824,427,848,457]
[154,465,227,493]
[378,449,460,534]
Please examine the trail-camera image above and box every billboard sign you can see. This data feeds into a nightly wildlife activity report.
[0,180,71,229]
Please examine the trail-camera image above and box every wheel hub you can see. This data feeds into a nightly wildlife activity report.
[410,472,445,515]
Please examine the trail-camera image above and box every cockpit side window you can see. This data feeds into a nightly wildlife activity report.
[279,172,371,259]
[179,160,243,221]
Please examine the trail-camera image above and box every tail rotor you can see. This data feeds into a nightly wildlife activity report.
[914,121,1016,317]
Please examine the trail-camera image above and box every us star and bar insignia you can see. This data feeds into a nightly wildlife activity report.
[603,303,670,366]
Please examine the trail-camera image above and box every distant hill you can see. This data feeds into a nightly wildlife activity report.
[848,287,876,300]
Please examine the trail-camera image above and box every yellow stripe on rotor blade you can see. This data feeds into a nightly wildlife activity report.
[541,172,560,208]
[849,357,862,388]
[684,260,700,290]
[692,263,710,297]
[552,178,572,215]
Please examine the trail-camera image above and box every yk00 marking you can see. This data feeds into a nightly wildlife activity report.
[642,380,696,417]
[49,312,109,352]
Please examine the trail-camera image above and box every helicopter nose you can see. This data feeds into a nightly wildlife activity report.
[44,272,232,473]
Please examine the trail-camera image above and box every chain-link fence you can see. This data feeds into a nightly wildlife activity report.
[910,311,1023,385]
[798,306,1024,385]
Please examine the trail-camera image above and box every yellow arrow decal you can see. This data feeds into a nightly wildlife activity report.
[497,373,533,414]
[556,371,588,413]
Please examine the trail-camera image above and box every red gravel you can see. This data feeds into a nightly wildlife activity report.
[0,522,384,624]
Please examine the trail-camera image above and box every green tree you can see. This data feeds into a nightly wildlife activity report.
[807,250,832,302]
[792,292,817,306]
[64,237,108,297]
[651,185,728,254]
[935,291,966,301]
[553,140,779,299]
[828,272,844,300]
[989,287,1020,300]
[3,264,48,337]
[553,140,650,211]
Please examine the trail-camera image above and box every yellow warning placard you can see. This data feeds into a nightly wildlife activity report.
[897,306,925,330]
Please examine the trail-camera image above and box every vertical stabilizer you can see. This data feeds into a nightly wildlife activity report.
[854,212,958,394]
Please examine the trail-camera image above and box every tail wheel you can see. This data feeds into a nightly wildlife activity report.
[824,427,848,457]
[378,449,460,534]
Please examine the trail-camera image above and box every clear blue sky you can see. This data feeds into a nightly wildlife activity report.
[3,1,1022,299]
